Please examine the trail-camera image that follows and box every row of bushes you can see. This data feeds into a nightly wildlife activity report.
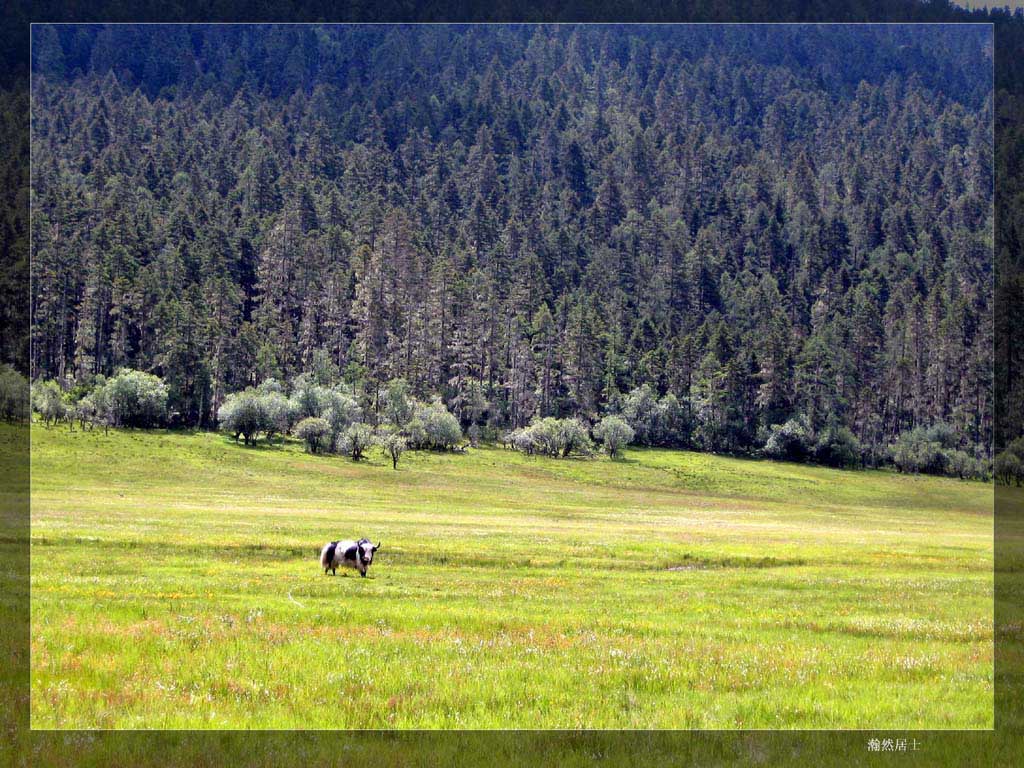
[609,384,990,479]
[28,369,464,469]
[216,375,463,456]
[995,438,1024,486]
[287,400,461,460]
[496,388,989,480]
[760,416,989,479]
[503,416,636,458]
[762,418,862,468]
[32,369,168,430]
[24,369,995,481]
[292,418,410,466]
[888,424,989,480]
[617,385,688,447]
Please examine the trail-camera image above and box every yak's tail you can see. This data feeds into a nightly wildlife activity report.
[321,541,338,569]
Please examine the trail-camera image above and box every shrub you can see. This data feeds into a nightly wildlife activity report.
[885,424,988,479]
[1008,436,1024,460]
[593,415,634,458]
[813,423,862,468]
[763,417,813,462]
[506,418,594,458]
[509,427,535,455]
[408,398,462,450]
[478,422,502,443]
[0,365,29,422]
[294,416,331,454]
[217,390,266,445]
[451,376,489,428]
[287,374,362,442]
[889,427,946,475]
[620,385,688,446]
[288,374,338,420]
[525,417,561,456]
[621,384,659,444]
[97,369,168,428]
[261,391,297,441]
[31,379,67,425]
[289,377,325,420]
[655,392,689,446]
[323,390,363,439]
[993,438,1024,485]
[995,450,1023,486]
[944,449,987,481]
[336,422,375,460]
[380,378,414,428]
[556,418,593,457]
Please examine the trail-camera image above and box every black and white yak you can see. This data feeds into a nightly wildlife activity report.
[320,538,380,577]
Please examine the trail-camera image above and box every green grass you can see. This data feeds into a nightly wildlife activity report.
[29,426,993,729]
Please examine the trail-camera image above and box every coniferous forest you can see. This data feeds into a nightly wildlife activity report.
[28,24,994,468]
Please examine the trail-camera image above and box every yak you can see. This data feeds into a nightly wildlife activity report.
[320,538,380,577]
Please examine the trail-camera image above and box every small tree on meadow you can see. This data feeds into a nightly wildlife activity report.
[32,380,66,426]
[337,422,375,460]
[294,416,331,454]
[656,392,688,446]
[217,390,266,445]
[89,380,114,433]
[593,415,634,458]
[256,378,285,396]
[289,378,322,420]
[379,431,408,469]
[621,384,659,444]
[72,395,97,431]
[289,374,331,420]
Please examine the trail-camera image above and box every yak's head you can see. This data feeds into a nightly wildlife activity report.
[359,539,381,566]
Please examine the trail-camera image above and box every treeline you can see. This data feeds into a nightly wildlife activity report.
[29,25,994,471]
[28,367,997,480]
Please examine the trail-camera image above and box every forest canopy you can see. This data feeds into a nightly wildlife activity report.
[29,24,994,466]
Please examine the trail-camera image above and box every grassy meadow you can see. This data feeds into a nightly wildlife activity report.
[29,426,993,729]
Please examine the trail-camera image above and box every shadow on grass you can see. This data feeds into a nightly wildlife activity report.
[218,434,295,452]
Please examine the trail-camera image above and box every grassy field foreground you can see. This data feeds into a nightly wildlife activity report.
[29,427,993,729]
